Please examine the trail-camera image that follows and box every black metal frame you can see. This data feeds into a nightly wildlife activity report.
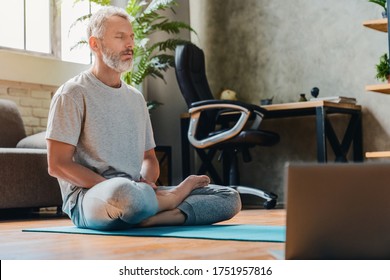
[264,104,363,163]
[315,107,362,162]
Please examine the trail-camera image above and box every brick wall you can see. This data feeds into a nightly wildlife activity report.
[0,80,57,135]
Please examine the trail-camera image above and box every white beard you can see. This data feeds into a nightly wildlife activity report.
[101,45,133,73]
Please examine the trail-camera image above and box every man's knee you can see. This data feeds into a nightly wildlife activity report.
[182,185,242,225]
[222,187,242,218]
[107,178,159,224]
[81,177,158,229]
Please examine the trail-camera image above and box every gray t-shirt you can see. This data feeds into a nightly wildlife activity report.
[46,70,155,215]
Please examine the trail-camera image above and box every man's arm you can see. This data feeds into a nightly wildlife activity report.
[46,139,106,188]
[140,148,160,189]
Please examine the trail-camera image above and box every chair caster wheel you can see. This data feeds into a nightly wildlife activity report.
[263,199,277,209]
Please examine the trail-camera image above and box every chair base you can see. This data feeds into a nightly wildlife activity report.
[232,186,278,209]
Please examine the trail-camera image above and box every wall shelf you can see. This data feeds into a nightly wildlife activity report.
[364,15,390,95]
[366,151,390,158]
[364,4,390,158]
[363,18,387,32]
[365,83,390,94]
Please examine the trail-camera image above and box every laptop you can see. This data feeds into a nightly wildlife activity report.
[284,162,390,260]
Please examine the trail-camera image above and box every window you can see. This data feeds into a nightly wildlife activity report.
[0,0,100,64]
[0,0,51,54]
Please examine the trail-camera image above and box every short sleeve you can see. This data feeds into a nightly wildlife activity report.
[46,87,83,146]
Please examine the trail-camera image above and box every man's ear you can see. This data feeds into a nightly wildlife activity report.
[89,36,99,52]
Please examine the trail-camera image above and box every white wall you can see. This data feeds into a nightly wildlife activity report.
[0,49,89,87]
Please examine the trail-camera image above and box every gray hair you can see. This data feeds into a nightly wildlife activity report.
[87,6,131,39]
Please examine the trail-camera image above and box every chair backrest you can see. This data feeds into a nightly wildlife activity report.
[0,99,26,147]
[175,43,215,107]
[175,44,198,107]
[175,43,217,138]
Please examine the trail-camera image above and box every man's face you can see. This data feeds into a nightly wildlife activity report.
[99,15,135,73]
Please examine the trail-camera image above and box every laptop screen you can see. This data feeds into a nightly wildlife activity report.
[284,162,390,260]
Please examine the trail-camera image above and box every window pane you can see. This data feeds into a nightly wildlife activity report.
[25,0,51,53]
[61,1,101,64]
[0,0,24,49]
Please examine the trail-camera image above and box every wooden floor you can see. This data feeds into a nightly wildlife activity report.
[0,209,286,260]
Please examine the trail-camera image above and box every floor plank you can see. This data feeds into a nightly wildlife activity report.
[0,209,285,260]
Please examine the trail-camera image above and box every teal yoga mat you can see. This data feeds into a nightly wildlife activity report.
[23,224,286,242]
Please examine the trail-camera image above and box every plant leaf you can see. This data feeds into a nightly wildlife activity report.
[144,0,178,15]
[150,20,196,34]
[368,0,387,9]
[147,100,163,110]
[375,53,390,82]
[150,38,190,52]
[68,14,92,37]
[70,40,88,51]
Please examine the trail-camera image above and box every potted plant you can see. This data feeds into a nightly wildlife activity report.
[368,0,387,18]
[375,53,390,82]
[71,0,196,109]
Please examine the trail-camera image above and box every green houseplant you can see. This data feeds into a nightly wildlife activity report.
[72,0,196,86]
[375,53,390,82]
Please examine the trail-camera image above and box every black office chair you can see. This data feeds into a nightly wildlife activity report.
[175,43,280,209]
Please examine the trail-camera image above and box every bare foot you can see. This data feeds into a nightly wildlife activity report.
[179,175,210,191]
[156,175,210,211]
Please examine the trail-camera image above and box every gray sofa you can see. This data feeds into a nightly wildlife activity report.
[0,99,62,210]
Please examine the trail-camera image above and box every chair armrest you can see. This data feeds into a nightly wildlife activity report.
[190,99,268,116]
[187,100,268,148]
[0,148,62,209]
[191,100,266,130]
[188,102,251,148]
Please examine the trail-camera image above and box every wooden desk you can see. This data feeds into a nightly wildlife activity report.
[180,101,363,179]
[262,101,363,163]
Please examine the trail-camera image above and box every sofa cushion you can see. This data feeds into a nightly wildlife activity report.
[16,131,47,149]
[0,99,26,147]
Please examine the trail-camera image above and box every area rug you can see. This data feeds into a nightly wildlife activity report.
[23,224,286,242]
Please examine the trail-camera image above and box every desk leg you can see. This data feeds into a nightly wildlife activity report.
[180,117,191,180]
[325,117,348,162]
[353,111,363,162]
[316,106,327,162]
[317,108,363,163]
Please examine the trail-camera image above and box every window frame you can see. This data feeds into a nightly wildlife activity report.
[0,0,93,64]
[0,0,59,58]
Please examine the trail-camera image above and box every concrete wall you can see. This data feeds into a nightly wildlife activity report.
[183,0,390,202]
